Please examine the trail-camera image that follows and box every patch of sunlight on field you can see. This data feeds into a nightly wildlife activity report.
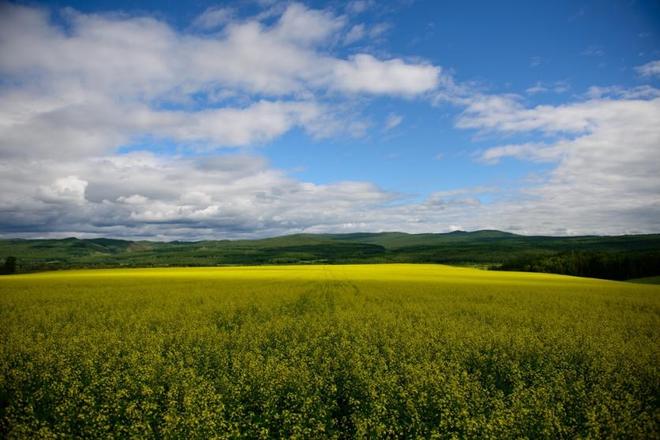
[4,263,620,286]
[1,264,658,438]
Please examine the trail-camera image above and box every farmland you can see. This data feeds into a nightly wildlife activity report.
[1,264,658,438]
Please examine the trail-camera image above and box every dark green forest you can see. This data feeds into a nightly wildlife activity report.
[1,230,659,281]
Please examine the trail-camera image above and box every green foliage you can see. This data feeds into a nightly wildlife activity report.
[500,251,660,280]
[1,256,17,274]
[1,265,658,438]
[1,231,659,281]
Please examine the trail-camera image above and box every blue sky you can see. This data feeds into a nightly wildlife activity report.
[0,0,659,238]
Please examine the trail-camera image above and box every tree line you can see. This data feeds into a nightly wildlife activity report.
[1,256,16,275]
[498,251,660,281]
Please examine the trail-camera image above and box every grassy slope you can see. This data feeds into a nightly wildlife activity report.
[1,265,658,438]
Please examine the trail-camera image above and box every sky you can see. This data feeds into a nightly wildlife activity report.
[0,0,659,240]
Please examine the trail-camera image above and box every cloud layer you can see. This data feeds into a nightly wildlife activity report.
[0,2,658,238]
[468,92,660,234]
[0,3,440,158]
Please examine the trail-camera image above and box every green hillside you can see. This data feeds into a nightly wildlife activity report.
[1,231,659,280]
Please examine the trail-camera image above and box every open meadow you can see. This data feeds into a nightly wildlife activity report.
[1,264,658,438]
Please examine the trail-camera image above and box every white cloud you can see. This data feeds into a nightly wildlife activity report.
[152,101,323,147]
[0,152,405,238]
[272,3,345,46]
[0,2,455,239]
[526,84,548,94]
[344,22,390,45]
[384,113,403,131]
[425,191,481,208]
[478,143,563,164]
[635,60,660,78]
[192,7,233,30]
[332,54,439,96]
[584,85,660,99]
[346,1,373,15]
[469,92,660,234]
[0,3,658,238]
[456,93,652,134]
[344,24,365,44]
[0,2,442,160]
[0,5,438,102]
[1,125,658,237]
[0,92,325,157]
[526,81,570,95]
[37,176,88,204]
[368,23,390,39]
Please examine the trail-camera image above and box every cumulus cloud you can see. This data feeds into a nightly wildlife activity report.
[0,2,441,160]
[0,2,455,239]
[0,152,403,238]
[37,176,88,204]
[1,129,658,238]
[152,101,324,147]
[332,54,439,95]
[455,93,658,134]
[635,60,660,78]
[271,3,345,46]
[471,92,660,234]
[0,2,658,238]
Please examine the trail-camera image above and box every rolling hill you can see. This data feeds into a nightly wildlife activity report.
[1,230,659,280]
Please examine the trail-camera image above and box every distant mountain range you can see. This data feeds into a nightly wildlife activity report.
[1,230,659,280]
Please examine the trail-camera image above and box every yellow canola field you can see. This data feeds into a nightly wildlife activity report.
[3,262,626,285]
[1,264,658,438]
